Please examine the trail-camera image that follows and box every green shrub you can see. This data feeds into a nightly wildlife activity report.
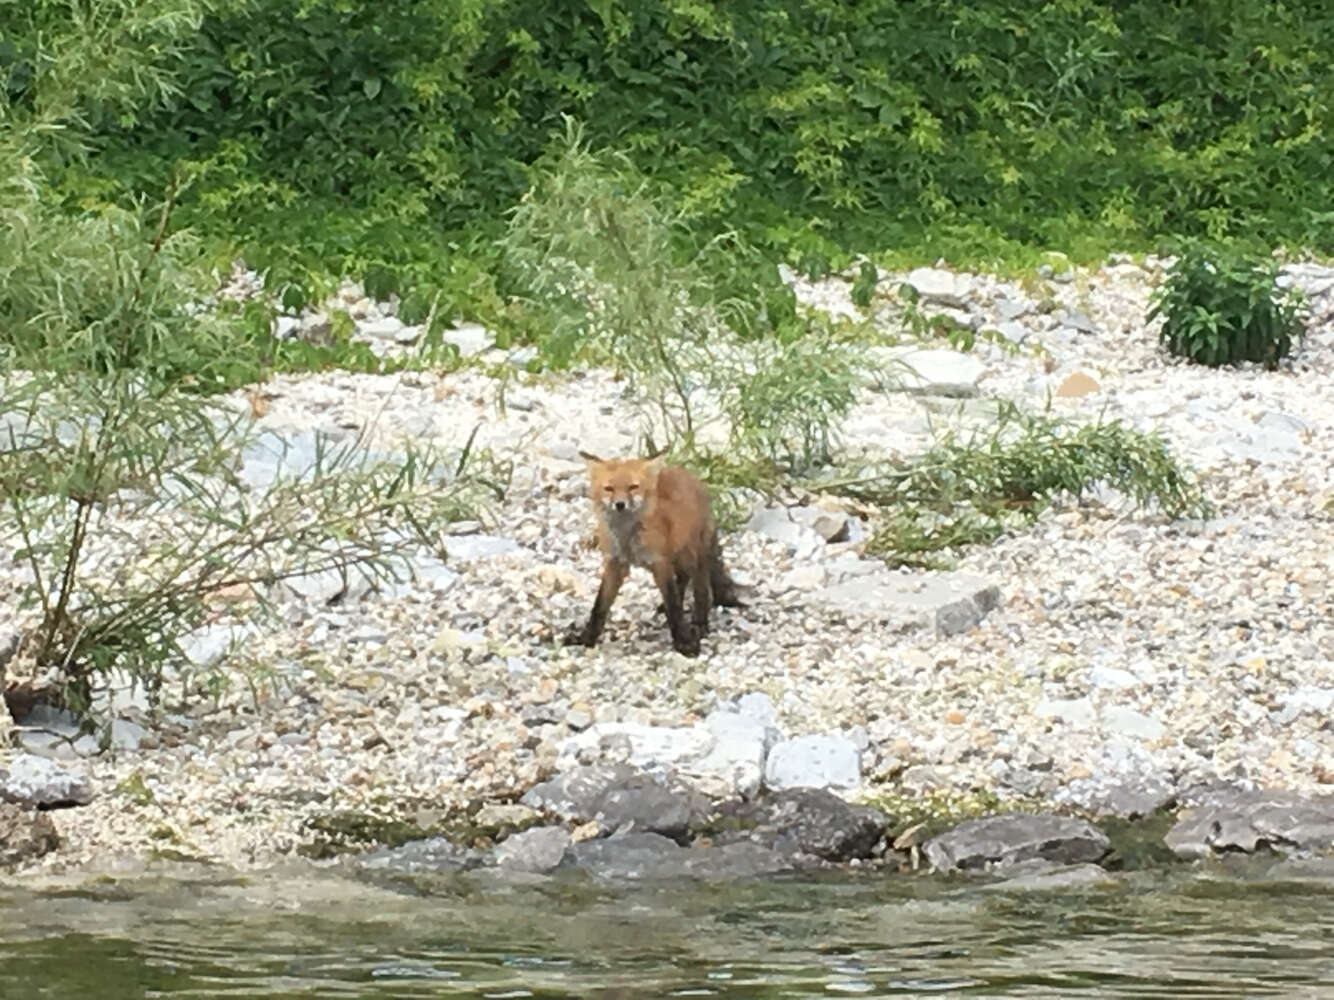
[2,372,504,717]
[1149,245,1306,370]
[499,122,865,470]
[31,0,1334,298]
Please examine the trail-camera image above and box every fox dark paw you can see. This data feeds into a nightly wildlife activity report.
[672,631,702,658]
[563,624,596,647]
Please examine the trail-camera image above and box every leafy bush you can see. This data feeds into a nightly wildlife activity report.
[729,332,861,470]
[28,0,1334,299]
[1,376,503,715]
[1149,245,1305,369]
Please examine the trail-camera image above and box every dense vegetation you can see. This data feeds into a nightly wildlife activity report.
[9,0,1334,308]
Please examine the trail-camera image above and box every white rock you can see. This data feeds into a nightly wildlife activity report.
[180,624,250,669]
[359,316,406,341]
[1275,687,1334,725]
[746,507,825,561]
[110,718,148,751]
[0,754,94,806]
[1101,706,1166,742]
[876,347,986,398]
[764,734,861,791]
[557,722,713,774]
[995,298,1032,321]
[683,705,775,799]
[905,267,972,307]
[808,571,1000,637]
[443,322,496,357]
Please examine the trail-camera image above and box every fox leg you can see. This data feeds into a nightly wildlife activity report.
[690,560,713,637]
[656,570,690,619]
[566,559,627,648]
[651,562,700,657]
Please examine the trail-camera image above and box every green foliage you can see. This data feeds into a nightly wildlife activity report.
[849,261,878,309]
[0,0,460,389]
[822,403,1211,568]
[500,123,864,470]
[21,0,1334,296]
[729,330,861,470]
[1148,244,1305,369]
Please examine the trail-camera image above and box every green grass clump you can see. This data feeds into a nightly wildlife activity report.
[819,403,1211,568]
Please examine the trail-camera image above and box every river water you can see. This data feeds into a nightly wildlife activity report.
[3,857,1333,998]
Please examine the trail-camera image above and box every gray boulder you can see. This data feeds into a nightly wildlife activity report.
[357,836,485,874]
[711,787,888,861]
[924,813,1111,871]
[1165,786,1334,858]
[521,763,709,842]
[1056,774,1177,821]
[809,571,1000,637]
[495,826,572,874]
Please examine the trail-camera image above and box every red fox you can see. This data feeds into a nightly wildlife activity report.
[565,449,743,657]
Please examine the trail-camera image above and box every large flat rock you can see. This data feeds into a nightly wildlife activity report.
[0,754,94,809]
[1165,787,1334,858]
[924,813,1111,871]
[807,571,1000,636]
[559,832,801,882]
[876,347,987,398]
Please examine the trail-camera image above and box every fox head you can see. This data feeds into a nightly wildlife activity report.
[579,450,663,517]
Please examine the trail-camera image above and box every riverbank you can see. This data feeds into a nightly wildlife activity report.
[3,254,1333,875]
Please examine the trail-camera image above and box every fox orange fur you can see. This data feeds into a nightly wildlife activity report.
[565,449,743,657]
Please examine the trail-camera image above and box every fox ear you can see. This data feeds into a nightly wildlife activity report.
[577,450,604,464]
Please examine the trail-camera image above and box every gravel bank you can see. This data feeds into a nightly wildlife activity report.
[3,255,1333,872]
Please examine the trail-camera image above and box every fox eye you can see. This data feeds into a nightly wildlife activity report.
[627,483,638,492]
[603,485,614,493]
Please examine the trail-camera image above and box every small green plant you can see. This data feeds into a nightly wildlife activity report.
[818,402,1211,567]
[1149,245,1305,370]
[850,261,879,308]
[729,327,861,471]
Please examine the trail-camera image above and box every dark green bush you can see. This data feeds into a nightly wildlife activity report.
[1149,246,1305,369]
[33,0,1334,294]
